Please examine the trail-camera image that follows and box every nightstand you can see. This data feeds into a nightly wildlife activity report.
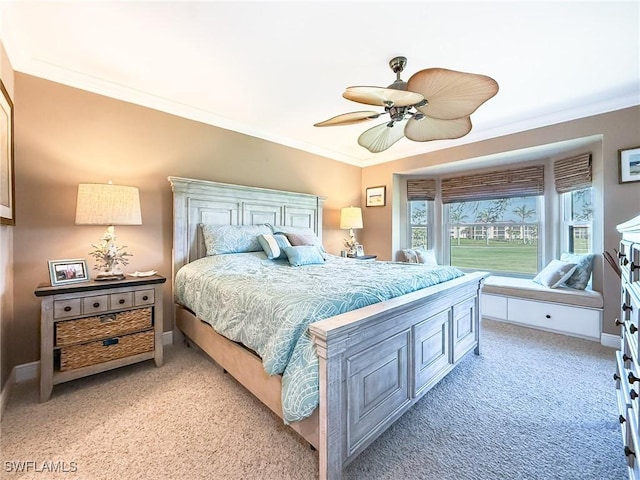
[34,274,166,402]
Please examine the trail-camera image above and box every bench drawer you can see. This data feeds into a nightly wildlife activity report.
[482,294,507,320]
[507,298,600,339]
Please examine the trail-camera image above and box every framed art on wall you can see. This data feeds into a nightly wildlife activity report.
[366,186,386,207]
[48,259,90,286]
[0,79,15,225]
[619,146,640,184]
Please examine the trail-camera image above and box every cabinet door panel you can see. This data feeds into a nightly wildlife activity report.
[452,296,477,362]
[413,309,451,396]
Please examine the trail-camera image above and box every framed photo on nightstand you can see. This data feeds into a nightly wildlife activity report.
[48,258,89,286]
[355,245,365,256]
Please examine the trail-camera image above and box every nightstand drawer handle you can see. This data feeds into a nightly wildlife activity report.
[624,354,632,362]
[118,298,126,305]
[614,373,621,381]
[64,306,72,312]
[142,295,149,301]
[616,318,623,326]
[630,324,638,334]
[625,446,635,457]
[102,338,119,347]
[93,302,100,308]
[630,389,638,400]
[623,303,633,312]
[545,314,551,319]
[629,372,640,384]
[620,414,626,424]
[100,314,116,323]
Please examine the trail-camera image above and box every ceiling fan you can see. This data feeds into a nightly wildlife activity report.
[314,56,499,153]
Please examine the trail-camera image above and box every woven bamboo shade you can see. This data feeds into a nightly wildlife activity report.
[441,165,544,204]
[407,179,437,201]
[553,153,592,193]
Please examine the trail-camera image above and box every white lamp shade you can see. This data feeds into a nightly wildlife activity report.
[340,206,363,230]
[75,183,142,225]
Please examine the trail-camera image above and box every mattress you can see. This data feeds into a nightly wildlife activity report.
[174,251,464,422]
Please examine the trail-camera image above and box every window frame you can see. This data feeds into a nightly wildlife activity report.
[561,187,593,255]
[408,199,433,249]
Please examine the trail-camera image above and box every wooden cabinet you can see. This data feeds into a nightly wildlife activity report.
[616,215,640,479]
[35,274,166,402]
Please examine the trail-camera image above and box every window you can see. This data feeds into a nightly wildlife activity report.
[409,200,430,248]
[563,187,593,254]
[447,196,541,275]
[406,179,436,249]
[401,152,594,277]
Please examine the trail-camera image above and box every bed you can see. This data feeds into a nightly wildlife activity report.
[168,176,488,480]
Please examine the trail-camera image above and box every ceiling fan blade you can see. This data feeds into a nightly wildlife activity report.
[407,68,498,120]
[358,119,408,153]
[344,86,424,107]
[314,111,381,127]
[404,116,472,142]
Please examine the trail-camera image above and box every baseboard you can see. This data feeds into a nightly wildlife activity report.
[0,367,16,420]
[15,361,39,383]
[601,333,620,349]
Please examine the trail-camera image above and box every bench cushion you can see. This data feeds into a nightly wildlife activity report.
[483,275,603,309]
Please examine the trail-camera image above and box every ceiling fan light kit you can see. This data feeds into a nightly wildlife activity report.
[314,56,499,153]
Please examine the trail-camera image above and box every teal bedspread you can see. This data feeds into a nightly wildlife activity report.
[174,252,464,423]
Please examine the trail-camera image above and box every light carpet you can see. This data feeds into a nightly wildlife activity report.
[0,320,627,479]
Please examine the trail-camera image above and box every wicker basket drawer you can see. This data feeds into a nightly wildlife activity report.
[55,307,152,347]
[59,330,154,371]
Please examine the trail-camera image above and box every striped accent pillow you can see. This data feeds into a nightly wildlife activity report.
[258,233,291,260]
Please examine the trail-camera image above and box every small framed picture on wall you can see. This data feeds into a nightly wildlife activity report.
[366,186,386,207]
[619,146,640,184]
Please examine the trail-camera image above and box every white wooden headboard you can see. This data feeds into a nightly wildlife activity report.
[168,176,325,278]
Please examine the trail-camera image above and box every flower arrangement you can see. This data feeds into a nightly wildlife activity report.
[343,234,360,257]
[88,227,133,275]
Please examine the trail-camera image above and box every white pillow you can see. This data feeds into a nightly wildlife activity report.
[402,247,438,266]
[533,260,578,288]
[416,249,438,266]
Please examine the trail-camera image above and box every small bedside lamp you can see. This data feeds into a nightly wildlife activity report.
[340,206,363,257]
[75,181,142,280]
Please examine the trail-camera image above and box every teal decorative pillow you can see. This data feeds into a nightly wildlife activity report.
[533,259,578,288]
[258,233,291,260]
[283,246,325,267]
[560,252,595,290]
[200,224,271,256]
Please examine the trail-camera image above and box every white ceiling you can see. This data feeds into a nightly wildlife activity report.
[1,1,638,167]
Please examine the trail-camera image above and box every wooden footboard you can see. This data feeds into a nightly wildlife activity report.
[309,271,486,479]
[175,271,486,480]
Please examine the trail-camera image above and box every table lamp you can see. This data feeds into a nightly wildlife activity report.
[340,206,363,257]
[75,181,142,280]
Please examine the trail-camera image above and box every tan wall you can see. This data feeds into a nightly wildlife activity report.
[361,106,640,335]
[12,73,361,366]
[0,42,15,391]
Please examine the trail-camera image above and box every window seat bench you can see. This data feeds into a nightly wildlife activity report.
[481,275,603,341]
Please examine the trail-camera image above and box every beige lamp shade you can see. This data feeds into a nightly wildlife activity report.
[75,183,142,225]
[340,206,363,230]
